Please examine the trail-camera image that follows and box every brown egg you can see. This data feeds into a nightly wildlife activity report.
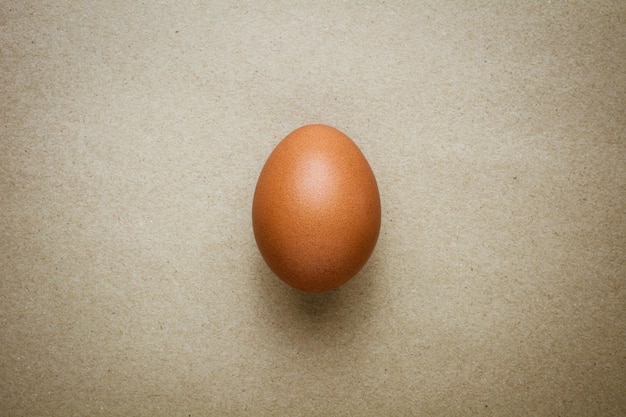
[252,124,381,292]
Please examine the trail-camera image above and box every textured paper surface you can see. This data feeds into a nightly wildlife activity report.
[1,1,625,416]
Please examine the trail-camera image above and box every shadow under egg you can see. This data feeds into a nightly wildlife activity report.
[252,247,383,328]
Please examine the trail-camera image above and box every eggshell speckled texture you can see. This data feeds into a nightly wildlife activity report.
[252,124,381,293]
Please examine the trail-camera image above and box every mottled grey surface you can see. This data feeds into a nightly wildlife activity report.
[1,1,625,416]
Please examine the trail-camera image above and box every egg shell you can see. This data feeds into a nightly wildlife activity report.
[252,124,381,292]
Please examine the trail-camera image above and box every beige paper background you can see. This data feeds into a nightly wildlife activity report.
[1,1,625,416]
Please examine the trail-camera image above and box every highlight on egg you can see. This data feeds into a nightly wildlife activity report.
[252,124,381,293]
